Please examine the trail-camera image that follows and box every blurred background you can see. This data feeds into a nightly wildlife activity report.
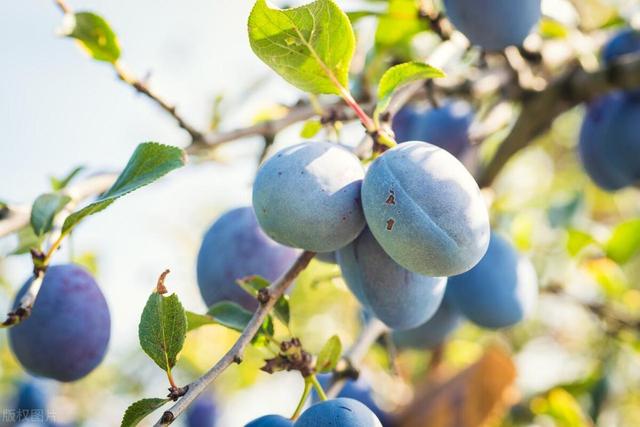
[1,0,640,426]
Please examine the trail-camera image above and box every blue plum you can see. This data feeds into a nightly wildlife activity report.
[253,142,366,252]
[578,92,640,191]
[602,28,640,64]
[186,394,218,427]
[245,414,293,426]
[392,287,461,349]
[315,374,393,426]
[295,398,382,427]
[337,227,447,330]
[9,264,111,382]
[361,141,490,277]
[14,381,48,422]
[197,207,300,311]
[392,100,474,157]
[315,252,337,264]
[447,233,538,329]
[443,0,541,51]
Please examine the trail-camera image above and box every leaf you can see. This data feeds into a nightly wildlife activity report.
[121,398,169,427]
[375,0,428,52]
[376,62,445,113]
[539,18,570,39]
[248,0,355,95]
[274,295,291,326]
[567,229,598,257]
[30,193,72,237]
[63,12,121,63]
[50,166,85,191]
[252,316,275,347]
[300,120,323,138]
[138,292,187,372]
[185,311,216,332]
[316,335,342,373]
[10,226,42,255]
[207,302,254,332]
[605,219,640,264]
[62,143,185,235]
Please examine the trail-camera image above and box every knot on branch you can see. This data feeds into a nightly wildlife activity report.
[261,338,314,377]
[257,288,271,305]
[167,385,189,401]
[2,306,32,327]
[160,411,175,424]
[333,358,360,382]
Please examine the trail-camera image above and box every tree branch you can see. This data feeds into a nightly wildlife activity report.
[477,53,640,187]
[0,173,117,238]
[154,251,316,426]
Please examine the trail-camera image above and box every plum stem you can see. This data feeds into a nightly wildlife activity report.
[309,374,328,401]
[291,377,314,420]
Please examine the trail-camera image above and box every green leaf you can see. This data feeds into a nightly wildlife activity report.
[316,335,342,373]
[300,120,323,138]
[208,302,254,332]
[274,295,291,326]
[10,226,43,255]
[539,18,570,39]
[376,62,445,113]
[248,0,355,95]
[605,219,640,264]
[375,0,427,52]
[347,10,381,23]
[138,292,187,372]
[566,229,598,257]
[252,316,275,347]
[50,166,85,191]
[185,311,216,332]
[62,143,185,235]
[30,193,72,237]
[121,398,169,427]
[63,12,121,63]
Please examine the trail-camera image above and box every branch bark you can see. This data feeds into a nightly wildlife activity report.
[477,53,640,187]
[154,251,316,426]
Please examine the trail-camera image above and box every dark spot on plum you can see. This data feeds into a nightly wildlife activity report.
[385,190,396,205]
[342,216,346,221]
[338,406,353,412]
[386,218,395,230]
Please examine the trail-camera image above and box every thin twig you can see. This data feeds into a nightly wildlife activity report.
[154,251,316,426]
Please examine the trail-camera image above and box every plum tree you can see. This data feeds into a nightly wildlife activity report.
[392,100,474,158]
[315,374,393,426]
[361,141,490,277]
[393,287,462,350]
[578,92,640,191]
[186,394,218,427]
[245,414,293,426]
[443,0,541,51]
[337,227,447,330]
[447,233,538,329]
[253,142,366,252]
[295,397,382,427]
[197,207,300,310]
[602,28,640,64]
[9,264,111,382]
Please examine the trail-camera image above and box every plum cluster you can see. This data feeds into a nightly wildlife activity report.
[246,397,383,426]
[578,29,640,191]
[9,264,111,382]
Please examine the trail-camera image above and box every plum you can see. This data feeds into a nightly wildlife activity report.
[295,398,382,427]
[246,414,293,426]
[9,264,111,382]
[392,100,474,158]
[443,0,541,51]
[361,141,490,277]
[253,142,366,252]
[13,381,48,422]
[578,92,640,191]
[447,233,538,329]
[186,394,218,427]
[315,374,393,426]
[602,28,640,64]
[197,207,300,311]
[337,227,447,330]
[392,287,461,349]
